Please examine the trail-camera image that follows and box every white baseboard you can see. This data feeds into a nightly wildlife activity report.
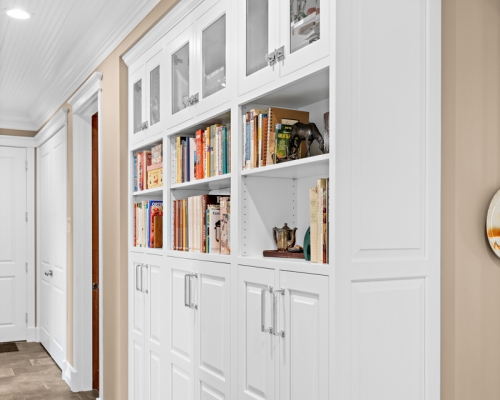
[26,327,39,342]
[62,360,80,392]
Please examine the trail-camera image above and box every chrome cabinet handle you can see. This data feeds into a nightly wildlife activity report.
[184,273,191,308]
[261,286,273,334]
[142,264,148,294]
[141,121,149,131]
[44,270,53,277]
[189,274,198,310]
[273,289,285,338]
[135,264,141,291]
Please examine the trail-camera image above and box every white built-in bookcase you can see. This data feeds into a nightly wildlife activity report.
[124,0,442,398]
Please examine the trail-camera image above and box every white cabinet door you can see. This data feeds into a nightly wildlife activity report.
[237,0,278,95]
[237,265,275,400]
[129,66,147,146]
[278,271,329,400]
[143,255,166,400]
[129,257,145,400]
[194,261,231,400]
[166,21,196,130]
[168,257,196,400]
[145,45,165,139]
[194,0,231,117]
[278,0,330,77]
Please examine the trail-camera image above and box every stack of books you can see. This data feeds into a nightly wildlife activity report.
[242,107,309,170]
[309,178,329,264]
[134,200,163,248]
[175,123,231,184]
[134,143,163,191]
[173,195,230,255]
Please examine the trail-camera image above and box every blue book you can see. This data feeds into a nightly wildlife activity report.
[133,154,137,192]
[147,200,163,248]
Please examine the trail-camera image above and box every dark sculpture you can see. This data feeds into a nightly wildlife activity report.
[289,122,325,159]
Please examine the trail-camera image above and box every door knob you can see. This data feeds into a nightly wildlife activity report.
[44,270,53,277]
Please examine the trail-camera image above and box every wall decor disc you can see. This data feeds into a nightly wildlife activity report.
[486,189,500,257]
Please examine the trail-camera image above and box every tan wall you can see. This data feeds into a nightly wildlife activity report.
[442,0,500,398]
[0,128,37,137]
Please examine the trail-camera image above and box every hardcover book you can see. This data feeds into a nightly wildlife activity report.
[275,124,293,161]
[220,197,230,255]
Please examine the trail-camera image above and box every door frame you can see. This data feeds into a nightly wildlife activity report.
[35,108,69,364]
[67,72,104,396]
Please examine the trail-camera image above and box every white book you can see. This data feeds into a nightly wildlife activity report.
[309,188,318,263]
[188,197,193,252]
[317,186,324,264]
[208,206,221,254]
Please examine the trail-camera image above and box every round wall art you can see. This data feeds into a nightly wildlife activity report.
[486,189,500,257]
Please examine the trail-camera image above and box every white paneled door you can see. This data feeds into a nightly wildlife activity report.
[0,147,27,342]
[38,128,67,369]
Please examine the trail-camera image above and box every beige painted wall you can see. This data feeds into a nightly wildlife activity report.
[442,0,500,398]
[0,128,37,137]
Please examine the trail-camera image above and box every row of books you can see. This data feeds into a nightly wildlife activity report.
[134,200,163,248]
[242,107,310,169]
[173,195,230,254]
[309,178,329,264]
[134,143,163,191]
[175,123,231,184]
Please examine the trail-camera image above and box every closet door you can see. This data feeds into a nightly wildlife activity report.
[168,257,196,400]
[194,261,231,399]
[237,265,275,400]
[278,271,329,400]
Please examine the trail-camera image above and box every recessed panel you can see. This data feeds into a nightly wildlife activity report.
[53,286,65,350]
[149,264,161,343]
[40,278,51,335]
[134,341,143,400]
[289,291,320,400]
[171,269,193,362]
[353,0,425,255]
[201,382,225,400]
[199,274,226,380]
[0,158,13,263]
[150,351,161,400]
[0,277,14,325]
[351,278,425,400]
[172,365,192,400]
[134,264,143,334]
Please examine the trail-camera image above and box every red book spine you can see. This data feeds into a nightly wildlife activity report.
[196,129,204,180]
[201,195,207,253]
[173,200,177,251]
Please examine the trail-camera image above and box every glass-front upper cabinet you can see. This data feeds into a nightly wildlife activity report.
[166,0,230,129]
[129,42,165,146]
[238,0,329,95]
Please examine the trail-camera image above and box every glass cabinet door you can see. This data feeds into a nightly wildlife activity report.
[129,66,146,145]
[279,0,329,77]
[167,22,195,129]
[238,0,277,95]
[145,45,164,138]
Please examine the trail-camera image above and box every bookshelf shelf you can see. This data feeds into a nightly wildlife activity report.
[165,249,231,264]
[171,174,231,191]
[133,187,163,196]
[237,255,330,275]
[130,247,164,256]
[241,154,329,179]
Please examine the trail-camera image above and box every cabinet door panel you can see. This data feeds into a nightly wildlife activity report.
[129,257,145,399]
[129,67,147,145]
[167,21,195,129]
[172,365,195,400]
[133,340,145,400]
[145,45,164,138]
[279,271,329,400]
[237,0,278,95]
[278,0,330,77]
[237,265,275,400]
[195,0,231,116]
[195,261,231,398]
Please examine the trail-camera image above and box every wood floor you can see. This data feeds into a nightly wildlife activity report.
[0,342,98,400]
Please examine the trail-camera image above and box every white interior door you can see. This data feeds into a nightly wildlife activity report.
[38,128,67,368]
[0,147,27,342]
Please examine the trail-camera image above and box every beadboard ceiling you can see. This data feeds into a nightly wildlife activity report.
[0,0,160,131]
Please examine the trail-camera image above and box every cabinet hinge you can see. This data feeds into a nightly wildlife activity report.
[25,212,28,222]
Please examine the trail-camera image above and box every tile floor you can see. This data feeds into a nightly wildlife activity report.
[0,342,99,400]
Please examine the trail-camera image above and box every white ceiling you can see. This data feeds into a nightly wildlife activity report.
[0,0,160,131]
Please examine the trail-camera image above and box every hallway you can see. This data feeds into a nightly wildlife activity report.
[0,343,98,400]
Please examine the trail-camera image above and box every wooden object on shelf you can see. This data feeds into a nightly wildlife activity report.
[263,250,305,259]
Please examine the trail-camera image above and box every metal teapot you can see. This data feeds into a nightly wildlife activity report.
[273,223,297,252]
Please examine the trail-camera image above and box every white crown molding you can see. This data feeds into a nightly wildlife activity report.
[122,0,202,67]
[35,108,69,147]
[68,72,103,114]
[0,112,37,131]
[26,0,161,131]
[0,135,37,148]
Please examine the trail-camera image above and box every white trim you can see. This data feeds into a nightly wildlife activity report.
[63,360,78,392]
[0,112,37,131]
[28,0,160,131]
[0,136,36,148]
[26,327,38,342]
[70,72,104,395]
[26,148,36,341]
[35,109,69,147]
[122,0,202,66]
